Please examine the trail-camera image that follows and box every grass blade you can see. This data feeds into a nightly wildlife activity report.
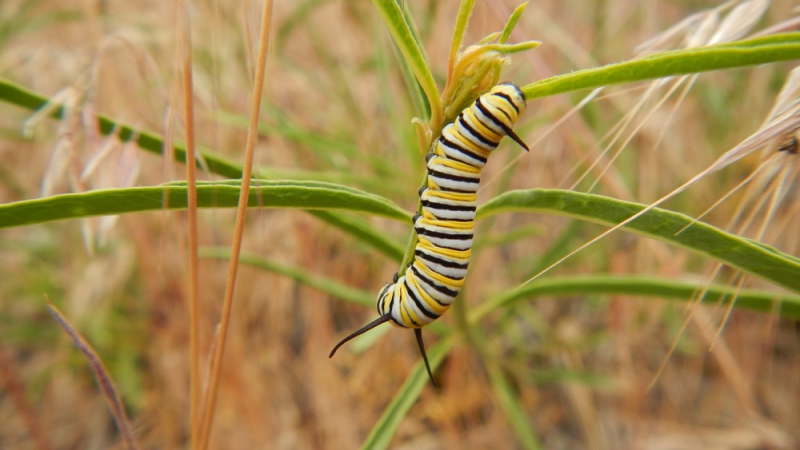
[197,1,274,446]
[46,298,137,450]
[199,248,375,307]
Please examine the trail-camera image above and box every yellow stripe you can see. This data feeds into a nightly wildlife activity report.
[451,129,492,158]
[399,287,423,327]
[408,274,449,315]
[415,261,466,287]
[431,156,481,174]
[419,217,474,229]
[490,85,524,113]
[418,238,471,259]
[486,96,519,124]
[463,107,502,141]
[425,190,476,202]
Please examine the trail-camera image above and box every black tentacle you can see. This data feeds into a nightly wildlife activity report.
[329,314,392,358]
[414,328,438,388]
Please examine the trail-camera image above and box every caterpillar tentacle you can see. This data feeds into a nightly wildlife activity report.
[330,83,528,386]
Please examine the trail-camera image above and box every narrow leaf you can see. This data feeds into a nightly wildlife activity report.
[523,33,800,99]
[477,189,800,293]
[200,248,375,307]
[0,180,411,230]
[471,275,800,323]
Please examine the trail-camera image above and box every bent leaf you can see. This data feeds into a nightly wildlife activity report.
[200,248,375,307]
[477,189,800,293]
[472,275,800,323]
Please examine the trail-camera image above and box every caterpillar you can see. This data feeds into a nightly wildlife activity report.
[329,83,528,386]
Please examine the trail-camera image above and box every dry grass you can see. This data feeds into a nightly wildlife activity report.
[0,0,799,449]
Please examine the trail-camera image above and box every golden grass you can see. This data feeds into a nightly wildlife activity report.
[0,0,799,449]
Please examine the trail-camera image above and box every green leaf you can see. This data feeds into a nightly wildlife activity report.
[199,248,375,307]
[0,180,411,229]
[360,336,455,450]
[477,189,800,293]
[499,2,528,44]
[523,33,800,99]
[308,211,405,262]
[371,0,442,127]
[471,275,800,323]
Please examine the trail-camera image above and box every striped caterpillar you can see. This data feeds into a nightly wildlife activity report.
[330,83,528,386]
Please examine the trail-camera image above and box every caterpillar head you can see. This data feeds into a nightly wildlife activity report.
[492,83,527,118]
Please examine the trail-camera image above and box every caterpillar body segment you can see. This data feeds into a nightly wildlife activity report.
[330,83,528,387]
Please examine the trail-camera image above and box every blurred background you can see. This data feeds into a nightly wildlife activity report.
[0,0,799,448]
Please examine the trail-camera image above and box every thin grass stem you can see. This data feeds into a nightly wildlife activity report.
[196,1,274,448]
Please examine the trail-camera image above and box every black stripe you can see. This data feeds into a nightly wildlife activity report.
[427,168,480,185]
[458,112,500,148]
[475,97,509,130]
[400,299,422,327]
[386,289,395,320]
[404,280,440,319]
[421,199,476,212]
[415,249,469,270]
[440,136,487,165]
[411,265,459,299]
[494,92,520,115]
[415,226,473,241]
[436,185,474,194]
[376,284,391,315]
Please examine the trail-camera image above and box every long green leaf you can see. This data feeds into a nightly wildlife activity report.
[523,33,800,99]
[477,189,800,293]
[200,248,375,307]
[472,275,800,323]
[0,180,411,229]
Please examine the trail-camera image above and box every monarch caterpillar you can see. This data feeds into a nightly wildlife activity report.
[330,83,529,386]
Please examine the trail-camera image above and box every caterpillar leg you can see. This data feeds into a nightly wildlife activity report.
[415,328,438,388]
[329,313,392,358]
